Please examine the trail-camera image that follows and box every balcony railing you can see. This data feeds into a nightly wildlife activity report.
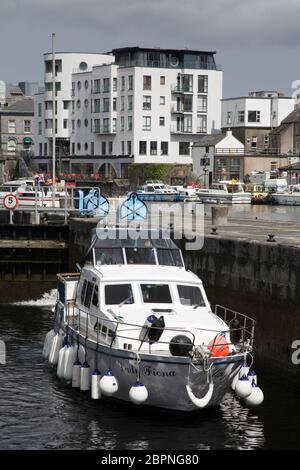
[214,147,281,155]
[170,125,194,134]
[171,85,193,93]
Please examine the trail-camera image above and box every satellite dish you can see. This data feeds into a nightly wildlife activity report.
[170,55,179,67]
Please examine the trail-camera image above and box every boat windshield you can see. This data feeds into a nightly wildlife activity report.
[95,248,124,265]
[177,285,206,307]
[126,248,156,264]
[105,284,134,305]
[157,248,183,266]
[227,184,244,193]
[141,284,172,303]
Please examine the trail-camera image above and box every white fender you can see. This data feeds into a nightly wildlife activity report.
[63,344,78,381]
[42,329,56,359]
[186,383,214,409]
[57,344,67,379]
[49,332,64,365]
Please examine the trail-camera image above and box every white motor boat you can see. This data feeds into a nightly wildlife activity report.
[131,181,180,202]
[0,179,65,208]
[197,181,251,204]
[271,184,300,206]
[43,228,263,413]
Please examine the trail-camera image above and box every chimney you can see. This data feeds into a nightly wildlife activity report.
[226,129,232,137]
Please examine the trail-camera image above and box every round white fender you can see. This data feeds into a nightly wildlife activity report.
[186,383,214,409]
[49,332,64,365]
[129,382,149,405]
[63,344,78,381]
[42,329,56,359]
[80,362,91,391]
[99,369,118,396]
[91,369,101,400]
[235,375,252,398]
[57,344,67,379]
[244,383,264,407]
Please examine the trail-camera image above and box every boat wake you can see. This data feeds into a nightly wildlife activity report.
[12,289,57,307]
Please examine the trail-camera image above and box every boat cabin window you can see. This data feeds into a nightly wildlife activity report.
[227,184,243,193]
[156,248,183,267]
[146,185,155,192]
[92,285,99,307]
[126,248,156,265]
[141,284,172,303]
[177,285,206,307]
[105,284,134,305]
[83,281,94,308]
[94,247,124,265]
[81,280,88,304]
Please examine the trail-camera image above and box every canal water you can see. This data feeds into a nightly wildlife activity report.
[0,300,299,450]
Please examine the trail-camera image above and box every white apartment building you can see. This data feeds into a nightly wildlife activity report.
[35,47,223,178]
[221,91,295,152]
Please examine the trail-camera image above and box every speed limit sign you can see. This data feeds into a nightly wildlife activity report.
[3,193,19,210]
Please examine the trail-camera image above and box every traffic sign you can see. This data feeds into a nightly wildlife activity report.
[3,193,19,210]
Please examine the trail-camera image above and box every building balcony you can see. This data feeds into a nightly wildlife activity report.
[170,105,193,114]
[170,125,194,134]
[214,147,281,155]
[94,127,116,134]
[171,85,193,94]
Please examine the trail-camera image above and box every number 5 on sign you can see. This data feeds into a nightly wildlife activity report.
[3,193,19,210]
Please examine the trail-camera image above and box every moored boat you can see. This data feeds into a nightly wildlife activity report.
[197,181,251,204]
[130,181,180,202]
[43,227,264,413]
[271,184,300,206]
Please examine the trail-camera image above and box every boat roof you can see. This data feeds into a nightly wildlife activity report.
[86,264,201,284]
[89,228,180,251]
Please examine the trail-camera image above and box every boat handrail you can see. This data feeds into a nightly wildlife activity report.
[214,304,255,346]
[62,302,254,355]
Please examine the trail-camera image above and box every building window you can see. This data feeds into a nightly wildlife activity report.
[103,118,109,132]
[77,81,81,90]
[38,122,42,135]
[182,74,193,92]
[121,76,125,91]
[120,116,125,131]
[238,111,245,123]
[159,117,165,126]
[84,99,89,108]
[103,98,110,112]
[77,143,81,151]
[113,97,117,111]
[84,118,89,127]
[94,119,100,133]
[143,96,151,110]
[8,120,16,133]
[128,75,133,90]
[251,136,257,148]
[139,141,147,155]
[248,111,261,123]
[143,75,151,90]
[84,80,89,89]
[103,78,110,93]
[77,100,81,109]
[264,134,269,146]
[160,76,165,85]
[72,101,75,112]
[179,142,190,155]
[84,142,88,151]
[197,115,207,133]
[77,119,81,128]
[161,141,168,155]
[121,141,125,155]
[112,118,117,132]
[142,116,151,131]
[197,95,207,113]
[24,120,31,133]
[94,99,100,113]
[108,141,113,154]
[94,79,100,93]
[183,115,192,132]
[7,138,17,153]
[183,95,193,112]
[198,75,208,93]
[227,112,232,125]
[91,142,94,156]
[128,116,133,131]
[150,141,157,155]
[63,119,68,129]
[271,161,277,173]
[44,143,48,156]
[38,103,42,117]
[128,95,133,111]
[113,77,117,92]
[71,120,75,132]
[127,141,132,154]
[39,143,42,155]
[121,96,125,111]
[229,158,240,177]
[160,96,165,105]
[102,142,106,155]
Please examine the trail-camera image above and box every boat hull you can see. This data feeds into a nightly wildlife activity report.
[61,327,243,412]
[272,194,300,206]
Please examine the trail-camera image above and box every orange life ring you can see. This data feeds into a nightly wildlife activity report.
[208,333,229,357]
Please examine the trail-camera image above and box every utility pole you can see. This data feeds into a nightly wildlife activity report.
[52,32,56,205]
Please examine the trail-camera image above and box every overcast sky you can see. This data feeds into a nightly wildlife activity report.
[1,0,300,97]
